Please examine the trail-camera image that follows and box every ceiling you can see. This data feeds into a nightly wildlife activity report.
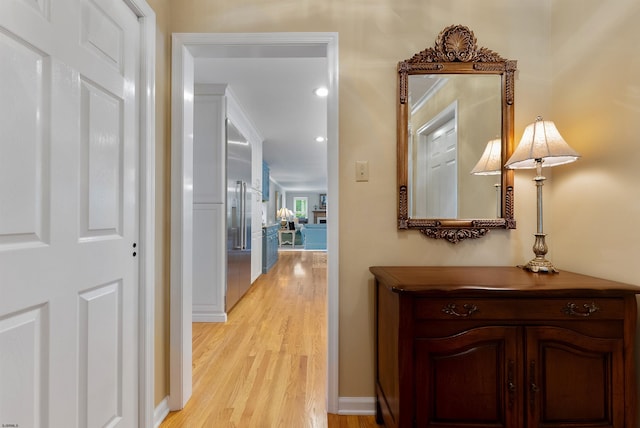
[194,56,329,192]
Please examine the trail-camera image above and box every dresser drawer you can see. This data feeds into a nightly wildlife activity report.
[413,297,626,321]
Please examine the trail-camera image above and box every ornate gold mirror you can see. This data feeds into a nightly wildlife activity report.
[398,25,517,242]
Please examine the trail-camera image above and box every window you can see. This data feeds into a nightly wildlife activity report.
[293,197,308,219]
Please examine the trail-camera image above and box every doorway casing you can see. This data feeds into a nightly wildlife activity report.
[170,32,340,412]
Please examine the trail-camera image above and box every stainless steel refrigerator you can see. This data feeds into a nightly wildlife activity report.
[226,120,252,311]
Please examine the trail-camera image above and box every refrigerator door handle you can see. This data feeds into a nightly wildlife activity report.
[241,181,247,249]
[233,180,242,250]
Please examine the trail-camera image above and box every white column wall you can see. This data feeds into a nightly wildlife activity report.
[192,87,227,322]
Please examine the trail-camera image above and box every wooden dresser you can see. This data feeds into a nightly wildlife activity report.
[369,266,639,428]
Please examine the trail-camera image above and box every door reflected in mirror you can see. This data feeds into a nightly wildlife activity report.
[408,74,502,219]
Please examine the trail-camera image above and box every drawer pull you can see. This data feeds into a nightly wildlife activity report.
[441,303,478,318]
[562,302,600,317]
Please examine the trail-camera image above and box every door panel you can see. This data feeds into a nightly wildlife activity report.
[0,305,47,427]
[526,326,624,428]
[81,0,125,72]
[80,78,123,238]
[0,1,140,426]
[78,281,123,428]
[415,326,521,427]
[0,30,50,247]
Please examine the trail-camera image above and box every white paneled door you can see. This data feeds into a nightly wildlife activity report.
[0,1,140,427]
[426,118,457,218]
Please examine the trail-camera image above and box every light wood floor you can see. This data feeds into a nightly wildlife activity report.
[160,251,378,428]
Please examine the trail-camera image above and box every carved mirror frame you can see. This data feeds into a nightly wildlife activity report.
[398,25,517,243]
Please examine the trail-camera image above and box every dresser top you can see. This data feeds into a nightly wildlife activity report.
[369,266,640,296]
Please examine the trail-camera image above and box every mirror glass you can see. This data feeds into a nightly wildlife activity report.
[397,25,517,242]
[408,74,502,219]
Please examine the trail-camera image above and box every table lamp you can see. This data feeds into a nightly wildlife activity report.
[505,116,580,273]
[276,207,289,229]
[471,138,502,217]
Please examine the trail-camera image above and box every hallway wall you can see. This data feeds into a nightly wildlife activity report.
[147,0,640,413]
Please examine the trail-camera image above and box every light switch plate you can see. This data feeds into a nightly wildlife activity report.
[356,160,369,182]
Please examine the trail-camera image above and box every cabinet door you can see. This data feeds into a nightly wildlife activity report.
[415,326,521,427]
[525,326,624,428]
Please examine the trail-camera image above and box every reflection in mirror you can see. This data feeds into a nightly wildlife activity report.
[470,138,503,218]
[408,74,502,219]
[397,25,517,243]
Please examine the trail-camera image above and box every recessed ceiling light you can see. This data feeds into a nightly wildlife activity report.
[315,136,326,143]
[314,87,329,97]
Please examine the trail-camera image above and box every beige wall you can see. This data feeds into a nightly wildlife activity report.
[149,0,640,409]
[548,0,640,283]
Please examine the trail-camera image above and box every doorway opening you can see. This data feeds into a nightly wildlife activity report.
[170,32,339,412]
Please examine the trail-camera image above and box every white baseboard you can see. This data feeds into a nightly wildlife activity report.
[337,396,376,415]
[192,312,227,322]
[154,396,170,428]
[154,395,375,423]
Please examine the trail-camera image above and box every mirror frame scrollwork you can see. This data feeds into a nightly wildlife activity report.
[398,25,517,243]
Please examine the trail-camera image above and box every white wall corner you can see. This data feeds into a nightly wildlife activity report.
[337,396,377,415]
[153,397,170,428]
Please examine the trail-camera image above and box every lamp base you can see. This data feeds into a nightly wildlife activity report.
[520,233,559,274]
[521,258,559,274]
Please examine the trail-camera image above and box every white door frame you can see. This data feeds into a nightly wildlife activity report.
[125,1,156,426]
[170,32,339,412]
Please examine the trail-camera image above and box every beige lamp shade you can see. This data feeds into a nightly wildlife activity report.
[277,207,293,228]
[471,138,502,175]
[505,116,580,169]
[277,207,289,219]
[276,207,293,218]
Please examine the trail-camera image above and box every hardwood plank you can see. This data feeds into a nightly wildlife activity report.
[160,250,378,427]
[327,413,378,428]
